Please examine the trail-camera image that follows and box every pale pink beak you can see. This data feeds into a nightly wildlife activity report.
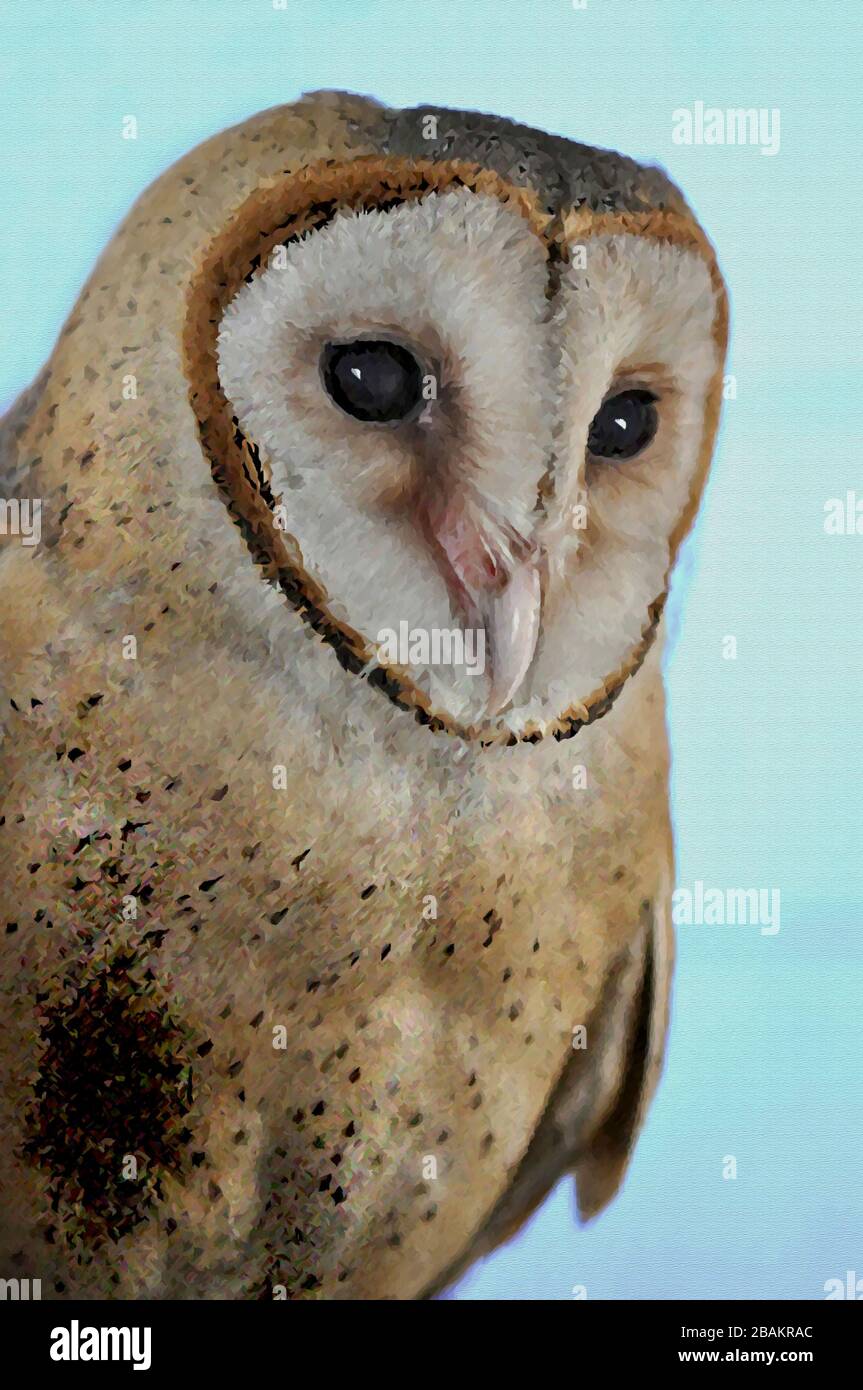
[427,497,542,717]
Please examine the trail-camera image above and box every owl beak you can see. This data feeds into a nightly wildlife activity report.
[481,557,542,716]
[425,498,542,716]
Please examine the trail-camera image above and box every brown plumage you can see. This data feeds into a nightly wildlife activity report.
[0,91,726,1298]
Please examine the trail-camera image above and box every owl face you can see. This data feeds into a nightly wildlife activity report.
[189,132,726,747]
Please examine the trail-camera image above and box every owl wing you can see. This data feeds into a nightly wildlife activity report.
[425,870,674,1296]
[571,882,675,1220]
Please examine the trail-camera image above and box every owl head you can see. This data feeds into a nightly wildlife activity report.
[185,92,727,746]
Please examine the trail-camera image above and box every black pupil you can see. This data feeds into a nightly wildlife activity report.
[587,390,658,460]
[321,340,424,424]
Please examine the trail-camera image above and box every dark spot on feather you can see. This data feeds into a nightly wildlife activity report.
[198,875,224,893]
[21,953,194,1243]
[482,908,502,947]
[120,820,149,842]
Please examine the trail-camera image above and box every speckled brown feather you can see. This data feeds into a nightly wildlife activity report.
[0,92,722,1299]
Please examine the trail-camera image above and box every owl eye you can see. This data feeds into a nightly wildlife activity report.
[587,389,659,461]
[320,339,425,424]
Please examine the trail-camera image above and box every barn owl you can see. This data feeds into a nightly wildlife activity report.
[0,91,727,1300]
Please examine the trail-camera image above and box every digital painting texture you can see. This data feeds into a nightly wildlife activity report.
[0,0,860,1307]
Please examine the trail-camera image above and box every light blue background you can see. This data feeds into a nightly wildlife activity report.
[2,0,860,1300]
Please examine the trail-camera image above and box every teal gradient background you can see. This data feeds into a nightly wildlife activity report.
[2,0,860,1299]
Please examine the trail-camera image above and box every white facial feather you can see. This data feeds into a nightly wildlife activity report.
[516,234,721,729]
[218,189,556,723]
[218,193,720,736]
